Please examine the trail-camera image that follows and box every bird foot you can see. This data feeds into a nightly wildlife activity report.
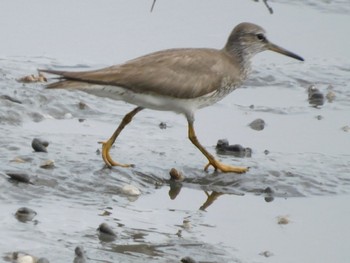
[99,141,134,168]
[204,159,248,174]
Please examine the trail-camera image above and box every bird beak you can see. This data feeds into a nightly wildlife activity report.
[267,42,304,61]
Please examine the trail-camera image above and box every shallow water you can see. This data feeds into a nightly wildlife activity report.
[1,1,350,262]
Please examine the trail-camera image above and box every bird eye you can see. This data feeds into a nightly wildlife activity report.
[256,33,266,41]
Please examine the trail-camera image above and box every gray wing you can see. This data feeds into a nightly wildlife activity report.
[41,48,239,99]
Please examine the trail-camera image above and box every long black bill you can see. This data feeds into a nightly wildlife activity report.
[268,42,304,61]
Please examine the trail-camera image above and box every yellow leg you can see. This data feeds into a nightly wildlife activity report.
[100,107,143,167]
[188,121,248,173]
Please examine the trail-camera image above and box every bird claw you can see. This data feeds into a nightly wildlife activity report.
[99,141,133,168]
[204,160,248,174]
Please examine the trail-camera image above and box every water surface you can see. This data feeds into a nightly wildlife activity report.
[1,1,349,262]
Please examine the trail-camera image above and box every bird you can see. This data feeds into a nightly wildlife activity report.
[40,22,304,174]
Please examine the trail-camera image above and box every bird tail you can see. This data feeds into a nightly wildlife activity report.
[38,69,82,89]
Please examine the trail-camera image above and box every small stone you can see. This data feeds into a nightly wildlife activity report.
[73,246,86,263]
[159,122,167,129]
[18,255,35,263]
[259,250,273,257]
[316,115,323,120]
[216,139,229,148]
[244,147,252,157]
[263,187,274,202]
[326,91,336,102]
[40,160,55,169]
[97,223,116,242]
[277,216,290,225]
[17,74,36,83]
[6,172,33,184]
[263,187,274,194]
[216,139,250,157]
[169,168,184,181]
[99,210,112,216]
[265,196,274,202]
[121,184,141,196]
[64,113,73,119]
[308,85,324,107]
[182,219,191,230]
[10,157,27,163]
[176,229,182,237]
[326,85,336,102]
[32,138,49,153]
[17,73,47,83]
[11,253,38,263]
[341,125,350,132]
[78,101,87,110]
[98,223,116,236]
[181,256,197,263]
[15,207,37,222]
[248,118,265,131]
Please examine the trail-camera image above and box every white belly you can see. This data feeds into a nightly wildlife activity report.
[79,84,237,115]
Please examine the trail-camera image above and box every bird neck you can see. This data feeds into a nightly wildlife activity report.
[223,44,252,78]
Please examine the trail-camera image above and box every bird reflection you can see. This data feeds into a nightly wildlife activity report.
[168,169,275,209]
[168,180,183,200]
[199,191,225,211]
[168,172,227,210]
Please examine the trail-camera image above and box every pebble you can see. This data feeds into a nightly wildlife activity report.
[121,184,141,196]
[6,252,49,263]
[263,187,274,202]
[73,246,86,263]
[248,118,265,131]
[259,250,274,257]
[64,113,73,119]
[326,84,336,102]
[169,168,184,181]
[10,157,28,163]
[17,255,35,263]
[216,139,251,157]
[263,187,274,194]
[99,210,112,216]
[315,115,323,120]
[182,219,191,230]
[17,73,47,83]
[277,216,290,225]
[40,160,55,169]
[31,138,49,153]
[97,223,116,242]
[181,256,197,263]
[308,85,324,106]
[341,125,350,132]
[159,122,167,129]
[15,207,37,222]
[6,172,33,184]
[98,223,116,236]
[78,101,87,110]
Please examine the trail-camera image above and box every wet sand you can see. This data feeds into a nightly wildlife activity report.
[1,1,350,262]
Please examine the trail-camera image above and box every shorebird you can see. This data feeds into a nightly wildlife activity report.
[41,22,304,173]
